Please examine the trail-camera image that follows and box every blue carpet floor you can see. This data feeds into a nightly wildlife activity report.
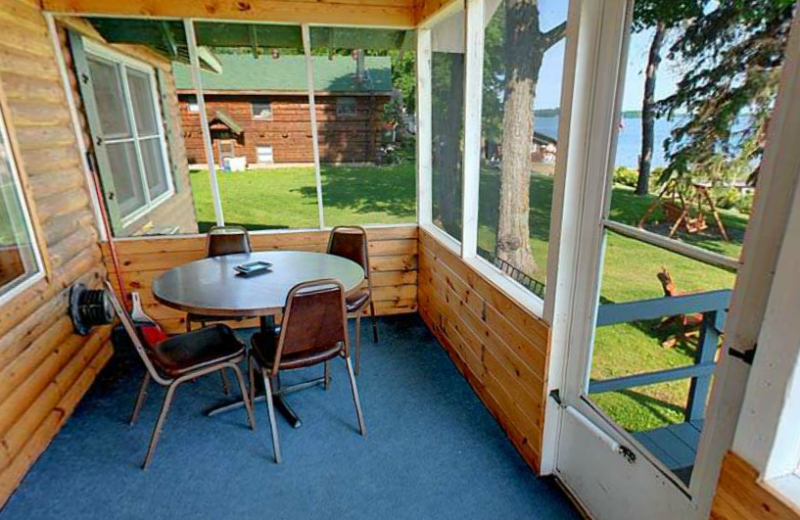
[0,314,580,520]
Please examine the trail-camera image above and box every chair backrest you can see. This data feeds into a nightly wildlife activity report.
[271,279,348,370]
[327,226,370,278]
[206,225,251,258]
[104,281,170,385]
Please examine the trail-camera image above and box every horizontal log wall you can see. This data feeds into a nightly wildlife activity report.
[180,94,390,166]
[711,451,800,520]
[417,228,550,471]
[0,0,112,508]
[102,225,419,334]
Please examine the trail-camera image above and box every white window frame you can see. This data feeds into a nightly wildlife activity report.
[84,38,175,228]
[256,145,275,164]
[416,0,561,321]
[734,162,800,507]
[251,101,273,121]
[0,102,44,304]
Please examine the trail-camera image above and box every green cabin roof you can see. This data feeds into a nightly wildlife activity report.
[173,54,393,94]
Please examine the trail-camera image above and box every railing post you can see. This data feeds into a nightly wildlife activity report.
[686,310,719,422]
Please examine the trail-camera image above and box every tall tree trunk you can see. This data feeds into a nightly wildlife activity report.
[636,21,666,196]
[437,53,465,236]
[496,0,543,275]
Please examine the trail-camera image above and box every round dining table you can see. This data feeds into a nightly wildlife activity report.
[151,250,365,428]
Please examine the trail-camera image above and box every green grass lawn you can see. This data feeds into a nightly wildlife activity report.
[189,163,416,231]
[189,164,748,433]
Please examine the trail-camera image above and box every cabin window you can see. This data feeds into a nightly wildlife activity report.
[336,97,357,117]
[187,95,199,113]
[0,102,43,301]
[82,41,174,227]
[251,102,273,121]
[256,145,274,164]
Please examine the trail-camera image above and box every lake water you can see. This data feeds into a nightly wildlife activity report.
[535,115,681,169]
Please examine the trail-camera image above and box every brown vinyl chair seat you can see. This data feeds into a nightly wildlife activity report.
[150,324,245,378]
[345,290,370,313]
[251,327,342,370]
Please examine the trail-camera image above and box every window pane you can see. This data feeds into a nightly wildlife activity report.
[476,0,567,298]
[0,109,38,294]
[106,141,145,218]
[431,11,465,240]
[140,137,169,199]
[309,26,417,227]
[588,230,734,486]
[126,68,159,136]
[87,57,132,139]
[251,101,272,120]
[187,22,320,231]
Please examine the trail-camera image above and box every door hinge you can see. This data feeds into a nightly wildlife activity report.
[549,389,564,407]
[729,343,757,365]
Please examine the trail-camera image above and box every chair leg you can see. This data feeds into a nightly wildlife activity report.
[247,354,256,404]
[354,313,362,376]
[130,372,151,426]
[220,370,231,396]
[324,361,330,391]
[344,357,366,436]
[228,363,256,430]
[142,381,180,470]
[369,299,378,343]
[261,371,282,464]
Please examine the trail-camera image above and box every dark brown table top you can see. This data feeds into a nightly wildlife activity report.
[151,251,365,317]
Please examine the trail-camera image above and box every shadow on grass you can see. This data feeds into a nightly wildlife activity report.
[296,162,417,220]
[590,388,688,431]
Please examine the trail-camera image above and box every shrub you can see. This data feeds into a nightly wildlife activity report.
[614,166,638,188]
[737,191,754,215]
[713,187,741,210]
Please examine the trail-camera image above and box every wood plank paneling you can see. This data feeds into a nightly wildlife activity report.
[711,451,800,520]
[0,0,112,508]
[417,228,550,471]
[103,225,419,334]
[42,0,416,28]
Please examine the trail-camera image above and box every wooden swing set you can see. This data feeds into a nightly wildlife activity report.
[638,180,730,241]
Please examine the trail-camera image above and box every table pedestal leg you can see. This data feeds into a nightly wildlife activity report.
[205,316,324,428]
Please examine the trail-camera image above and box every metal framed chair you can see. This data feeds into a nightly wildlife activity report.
[248,279,365,464]
[326,226,377,375]
[105,281,256,470]
[187,225,253,394]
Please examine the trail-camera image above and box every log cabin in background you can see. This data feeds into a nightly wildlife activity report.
[0,1,798,520]
[174,54,395,166]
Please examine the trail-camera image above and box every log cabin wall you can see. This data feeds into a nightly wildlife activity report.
[103,225,419,334]
[711,451,800,520]
[178,93,391,166]
[60,19,199,238]
[0,0,113,507]
[417,228,550,470]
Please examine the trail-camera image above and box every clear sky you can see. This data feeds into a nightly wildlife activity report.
[533,1,681,111]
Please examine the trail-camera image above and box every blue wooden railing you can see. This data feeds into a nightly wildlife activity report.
[588,289,731,422]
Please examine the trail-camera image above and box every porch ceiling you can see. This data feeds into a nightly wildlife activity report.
[41,0,418,27]
[82,17,414,68]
